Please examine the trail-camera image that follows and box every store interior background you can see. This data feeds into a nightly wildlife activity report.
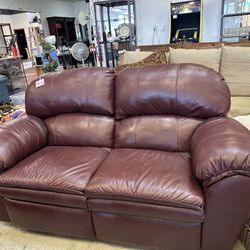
[0,0,249,119]
[0,0,222,45]
[0,1,249,249]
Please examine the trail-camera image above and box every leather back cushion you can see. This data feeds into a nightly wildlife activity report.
[45,113,114,147]
[115,116,202,152]
[115,64,230,119]
[26,68,115,119]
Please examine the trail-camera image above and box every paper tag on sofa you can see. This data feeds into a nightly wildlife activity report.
[35,78,45,88]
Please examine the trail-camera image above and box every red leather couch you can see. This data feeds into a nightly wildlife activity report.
[0,64,249,250]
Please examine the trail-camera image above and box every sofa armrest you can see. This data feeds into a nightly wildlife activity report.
[0,116,47,173]
[191,117,250,187]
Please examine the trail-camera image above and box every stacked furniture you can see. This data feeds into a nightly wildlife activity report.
[0,65,249,250]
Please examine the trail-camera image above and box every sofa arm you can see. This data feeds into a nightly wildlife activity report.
[0,116,47,173]
[191,117,250,187]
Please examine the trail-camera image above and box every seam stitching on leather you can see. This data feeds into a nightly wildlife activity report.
[86,68,90,109]
[204,169,250,187]
[85,151,112,199]
[87,115,90,145]
[136,67,140,115]
[175,65,180,151]
[133,67,141,145]
[86,191,203,210]
[176,117,179,151]
[90,209,203,223]
[175,64,179,111]
[134,118,138,147]
[0,183,83,196]
[53,115,59,144]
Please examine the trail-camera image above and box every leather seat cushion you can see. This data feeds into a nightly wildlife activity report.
[86,148,204,211]
[0,146,110,208]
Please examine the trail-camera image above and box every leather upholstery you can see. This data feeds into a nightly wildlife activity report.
[115,115,202,152]
[0,197,9,222]
[88,199,204,223]
[5,198,95,239]
[45,113,114,147]
[26,68,115,118]
[201,175,250,250]
[86,148,204,210]
[0,146,110,208]
[115,64,230,119]
[92,211,201,250]
[0,116,47,173]
[0,65,249,249]
[192,117,250,187]
[0,187,86,209]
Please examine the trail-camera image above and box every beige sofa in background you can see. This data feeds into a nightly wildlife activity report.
[119,44,250,117]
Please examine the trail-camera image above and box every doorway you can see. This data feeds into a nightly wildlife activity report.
[14,29,28,59]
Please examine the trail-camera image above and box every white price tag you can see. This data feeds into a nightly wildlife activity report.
[35,78,45,88]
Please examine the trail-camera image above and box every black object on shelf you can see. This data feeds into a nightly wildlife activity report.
[35,56,43,66]
[93,0,136,68]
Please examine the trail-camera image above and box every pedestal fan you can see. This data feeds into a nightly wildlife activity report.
[71,42,90,67]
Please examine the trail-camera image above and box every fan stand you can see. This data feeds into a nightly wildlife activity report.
[82,58,85,68]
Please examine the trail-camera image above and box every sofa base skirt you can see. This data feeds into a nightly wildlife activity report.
[4,198,95,239]
[92,211,201,250]
[0,197,10,222]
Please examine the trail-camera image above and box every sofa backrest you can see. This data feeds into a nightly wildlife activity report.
[220,46,250,97]
[26,68,115,148]
[115,64,230,152]
[126,43,250,116]
[169,48,222,72]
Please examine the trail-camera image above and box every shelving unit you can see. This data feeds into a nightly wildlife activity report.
[0,56,27,94]
[28,24,42,62]
[93,0,136,68]
[0,24,13,55]
[221,0,250,42]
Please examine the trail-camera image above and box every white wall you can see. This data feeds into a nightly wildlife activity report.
[10,13,37,53]
[0,0,76,36]
[10,13,35,31]
[89,0,222,45]
[135,0,222,45]
[73,0,89,18]
[0,15,12,25]
[135,0,169,45]
[202,0,223,42]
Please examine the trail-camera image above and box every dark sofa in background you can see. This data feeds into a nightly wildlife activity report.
[0,64,249,250]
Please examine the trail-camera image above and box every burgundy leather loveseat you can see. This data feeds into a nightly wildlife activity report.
[0,64,249,250]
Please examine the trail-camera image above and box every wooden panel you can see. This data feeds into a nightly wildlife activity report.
[137,41,250,52]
